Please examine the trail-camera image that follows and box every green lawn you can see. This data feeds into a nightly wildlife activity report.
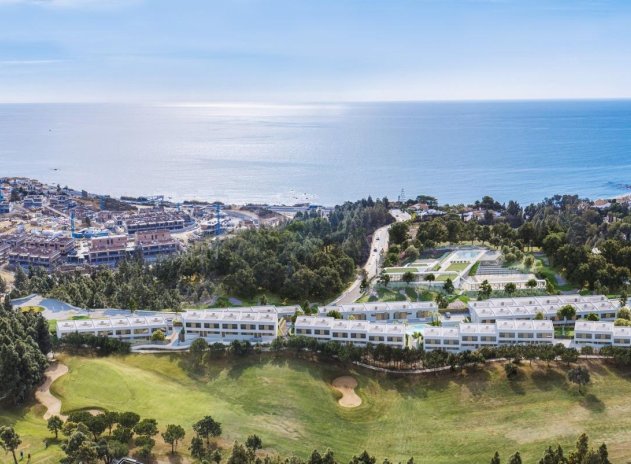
[445,262,469,272]
[5,356,631,463]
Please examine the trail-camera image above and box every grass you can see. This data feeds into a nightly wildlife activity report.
[445,262,469,272]
[6,356,631,463]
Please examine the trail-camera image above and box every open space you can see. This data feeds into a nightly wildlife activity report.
[4,355,631,463]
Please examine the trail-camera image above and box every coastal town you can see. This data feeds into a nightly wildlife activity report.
[3,176,631,464]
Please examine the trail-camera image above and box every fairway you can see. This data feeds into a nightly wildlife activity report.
[5,355,631,463]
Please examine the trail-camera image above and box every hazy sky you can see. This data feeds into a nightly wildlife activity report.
[1,0,631,102]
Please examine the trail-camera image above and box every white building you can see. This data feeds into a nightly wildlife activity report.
[320,301,437,322]
[294,316,407,348]
[573,321,631,348]
[468,295,617,325]
[56,315,169,341]
[423,320,554,352]
[182,310,278,344]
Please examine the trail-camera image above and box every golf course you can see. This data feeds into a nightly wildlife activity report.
[3,354,631,464]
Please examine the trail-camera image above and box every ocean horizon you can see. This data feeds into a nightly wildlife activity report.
[2,99,631,207]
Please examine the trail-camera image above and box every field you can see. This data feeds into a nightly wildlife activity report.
[4,355,631,463]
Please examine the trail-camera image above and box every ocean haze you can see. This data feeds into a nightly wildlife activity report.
[1,100,631,206]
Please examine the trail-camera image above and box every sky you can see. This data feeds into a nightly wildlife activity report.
[1,0,631,103]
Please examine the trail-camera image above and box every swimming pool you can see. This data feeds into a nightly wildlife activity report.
[405,322,430,335]
[451,250,484,260]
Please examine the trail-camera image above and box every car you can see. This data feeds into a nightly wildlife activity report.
[373,248,377,252]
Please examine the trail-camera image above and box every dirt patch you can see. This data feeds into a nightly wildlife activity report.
[332,376,362,408]
[36,362,69,420]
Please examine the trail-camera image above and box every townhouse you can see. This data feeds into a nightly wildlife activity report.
[423,320,555,352]
[56,315,169,341]
[573,321,631,348]
[294,316,407,348]
[182,310,278,344]
[468,295,617,325]
[320,301,437,322]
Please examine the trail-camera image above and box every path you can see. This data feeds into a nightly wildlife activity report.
[36,362,69,420]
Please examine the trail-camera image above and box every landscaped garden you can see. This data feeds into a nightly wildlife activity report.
[4,354,631,463]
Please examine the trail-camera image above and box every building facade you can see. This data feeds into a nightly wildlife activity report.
[468,295,617,325]
[423,320,555,352]
[182,310,278,344]
[295,316,407,348]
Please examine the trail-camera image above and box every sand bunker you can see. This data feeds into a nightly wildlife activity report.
[332,376,361,408]
[36,362,69,420]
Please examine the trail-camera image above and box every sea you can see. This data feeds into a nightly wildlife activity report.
[1,100,631,207]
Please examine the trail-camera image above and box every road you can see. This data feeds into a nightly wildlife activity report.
[333,210,408,305]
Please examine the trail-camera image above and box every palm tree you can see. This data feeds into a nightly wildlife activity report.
[424,273,436,289]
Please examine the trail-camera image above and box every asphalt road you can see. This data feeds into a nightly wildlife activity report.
[333,209,409,305]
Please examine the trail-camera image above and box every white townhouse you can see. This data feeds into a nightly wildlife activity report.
[423,320,555,352]
[423,326,460,353]
[320,301,437,322]
[573,321,631,348]
[496,320,554,345]
[468,295,617,326]
[181,310,278,344]
[294,316,407,348]
[459,323,499,351]
[56,315,169,341]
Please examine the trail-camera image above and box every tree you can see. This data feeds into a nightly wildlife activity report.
[117,411,140,429]
[568,366,590,394]
[151,329,165,342]
[424,273,435,288]
[443,278,454,294]
[490,451,501,464]
[0,275,6,294]
[526,279,538,290]
[47,415,64,440]
[133,418,158,438]
[504,282,517,295]
[389,222,409,245]
[534,311,545,320]
[402,271,415,286]
[193,416,222,446]
[504,363,518,380]
[162,424,185,454]
[326,310,342,319]
[189,436,206,460]
[508,452,522,464]
[557,304,576,336]
[586,313,600,321]
[620,291,628,308]
[479,280,492,299]
[618,307,631,320]
[560,348,579,366]
[524,255,535,269]
[378,272,391,288]
[245,434,263,451]
[434,294,448,310]
[0,426,21,464]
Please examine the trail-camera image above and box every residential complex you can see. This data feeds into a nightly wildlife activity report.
[181,309,279,344]
[320,301,437,321]
[424,320,555,352]
[56,315,170,341]
[468,295,617,325]
[295,316,407,348]
[573,321,631,348]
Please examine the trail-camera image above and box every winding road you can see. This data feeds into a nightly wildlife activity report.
[333,209,410,305]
